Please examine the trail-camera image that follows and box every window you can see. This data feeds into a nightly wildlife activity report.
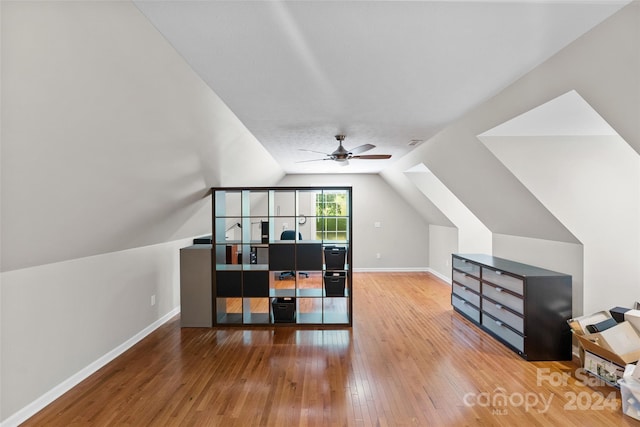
[315,191,348,241]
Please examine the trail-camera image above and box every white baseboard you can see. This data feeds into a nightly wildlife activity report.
[1,307,180,427]
[427,268,451,284]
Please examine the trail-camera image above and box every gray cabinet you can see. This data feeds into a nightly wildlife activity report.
[451,254,572,361]
[179,245,212,327]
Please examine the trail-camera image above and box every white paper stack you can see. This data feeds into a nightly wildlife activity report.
[598,322,640,355]
[620,364,640,420]
[625,310,640,333]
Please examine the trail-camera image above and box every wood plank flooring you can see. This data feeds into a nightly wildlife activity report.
[23,272,640,426]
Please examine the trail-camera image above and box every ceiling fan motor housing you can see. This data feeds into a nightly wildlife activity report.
[332,135,350,160]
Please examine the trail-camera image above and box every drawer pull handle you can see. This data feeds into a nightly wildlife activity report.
[461,286,467,291]
[496,304,503,310]
[495,287,503,293]
[461,301,466,305]
[496,320,504,327]
[496,271,502,276]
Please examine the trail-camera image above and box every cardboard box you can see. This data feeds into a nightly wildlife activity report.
[570,312,640,388]
[568,311,612,335]
[582,350,625,386]
[574,332,639,388]
[576,329,640,366]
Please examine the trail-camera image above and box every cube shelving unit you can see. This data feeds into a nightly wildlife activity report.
[212,186,352,327]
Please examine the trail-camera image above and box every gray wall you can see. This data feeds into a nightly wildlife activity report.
[277,174,430,271]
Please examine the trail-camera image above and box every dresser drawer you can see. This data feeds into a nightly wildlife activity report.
[482,267,524,295]
[453,257,480,277]
[452,283,480,307]
[482,297,524,333]
[482,315,524,352]
[452,294,480,323]
[452,270,480,293]
[482,284,523,315]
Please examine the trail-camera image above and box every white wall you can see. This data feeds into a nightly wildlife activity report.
[484,134,640,314]
[276,174,430,271]
[0,238,190,425]
[0,1,283,425]
[379,2,639,317]
[405,166,492,254]
[493,234,584,316]
[428,225,458,281]
[1,0,284,273]
[2,1,638,424]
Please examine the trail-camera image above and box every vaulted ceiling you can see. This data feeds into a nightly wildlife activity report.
[133,0,630,174]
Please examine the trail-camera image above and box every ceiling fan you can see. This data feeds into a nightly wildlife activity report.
[298,135,392,165]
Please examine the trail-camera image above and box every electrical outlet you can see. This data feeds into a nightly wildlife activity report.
[376,253,381,259]
[151,295,156,306]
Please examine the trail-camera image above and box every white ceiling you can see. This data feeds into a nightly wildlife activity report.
[133,0,630,174]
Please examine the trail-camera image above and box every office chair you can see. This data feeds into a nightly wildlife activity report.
[279,230,309,280]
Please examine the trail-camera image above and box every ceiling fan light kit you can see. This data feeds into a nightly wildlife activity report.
[298,135,392,164]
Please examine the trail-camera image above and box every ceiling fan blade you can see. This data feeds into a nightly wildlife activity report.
[298,148,330,155]
[350,154,392,160]
[348,144,375,155]
[295,157,333,163]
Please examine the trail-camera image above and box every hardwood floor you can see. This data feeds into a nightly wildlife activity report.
[24,272,639,426]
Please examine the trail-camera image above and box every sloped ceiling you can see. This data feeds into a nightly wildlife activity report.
[481,90,618,137]
[133,0,630,174]
[382,1,639,243]
[1,1,284,272]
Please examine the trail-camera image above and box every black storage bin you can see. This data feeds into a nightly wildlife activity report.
[272,297,296,323]
[324,246,347,270]
[324,271,346,297]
